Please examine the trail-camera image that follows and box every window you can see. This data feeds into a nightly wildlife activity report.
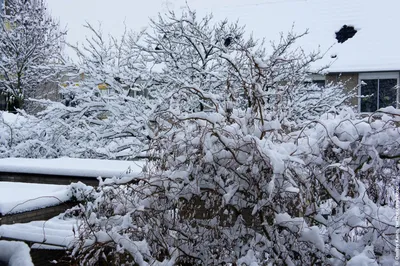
[312,80,326,88]
[304,74,326,88]
[359,73,399,112]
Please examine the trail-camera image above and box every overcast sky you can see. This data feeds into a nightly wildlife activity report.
[47,1,248,43]
[46,0,397,72]
[45,0,302,47]
[46,0,292,60]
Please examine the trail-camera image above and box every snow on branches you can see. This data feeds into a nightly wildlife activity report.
[0,0,66,113]
[67,9,399,266]
[32,23,154,159]
[0,24,156,159]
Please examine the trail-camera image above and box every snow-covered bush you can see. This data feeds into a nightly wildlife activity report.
[67,10,398,266]
[0,111,57,158]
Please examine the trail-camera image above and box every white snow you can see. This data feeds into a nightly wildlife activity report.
[0,112,26,125]
[347,245,379,266]
[0,241,34,266]
[299,226,325,252]
[0,182,71,215]
[0,157,145,178]
[274,212,305,233]
[0,216,78,248]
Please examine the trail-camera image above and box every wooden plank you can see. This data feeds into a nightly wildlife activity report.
[0,201,77,225]
[0,172,100,186]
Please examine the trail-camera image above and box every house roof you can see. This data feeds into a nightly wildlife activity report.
[199,0,400,73]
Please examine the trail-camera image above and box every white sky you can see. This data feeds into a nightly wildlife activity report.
[46,0,293,47]
[46,0,400,72]
[47,0,294,61]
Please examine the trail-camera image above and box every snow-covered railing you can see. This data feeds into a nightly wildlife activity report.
[0,158,145,178]
[0,157,145,185]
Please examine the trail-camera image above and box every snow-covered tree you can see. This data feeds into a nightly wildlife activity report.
[0,0,65,113]
[136,10,348,123]
[29,24,155,159]
[66,10,398,266]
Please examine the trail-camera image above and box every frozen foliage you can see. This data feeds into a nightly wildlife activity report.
[0,0,65,113]
[0,241,33,266]
[65,10,399,266]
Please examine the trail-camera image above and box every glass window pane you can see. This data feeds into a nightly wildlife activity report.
[312,80,325,88]
[378,78,397,109]
[361,79,378,112]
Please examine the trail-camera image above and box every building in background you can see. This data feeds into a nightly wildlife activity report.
[244,0,400,113]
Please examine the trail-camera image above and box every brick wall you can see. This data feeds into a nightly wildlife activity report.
[326,72,359,107]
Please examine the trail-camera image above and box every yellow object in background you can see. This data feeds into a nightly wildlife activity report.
[4,20,11,30]
[97,83,109,90]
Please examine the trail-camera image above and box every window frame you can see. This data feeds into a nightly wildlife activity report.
[358,72,400,112]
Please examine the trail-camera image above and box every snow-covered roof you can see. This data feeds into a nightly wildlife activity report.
[198,0,400,73]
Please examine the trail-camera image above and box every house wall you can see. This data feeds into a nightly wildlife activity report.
[24,80,60,114]
[326,73,359,106]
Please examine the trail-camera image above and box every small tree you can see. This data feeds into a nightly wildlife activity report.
[0,0,65,113]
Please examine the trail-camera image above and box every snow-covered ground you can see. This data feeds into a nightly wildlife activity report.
[0,157,145,178]
[0,241,34,266]
[0,111,26,125]
[0,182,71,215]
[0,216,78,248]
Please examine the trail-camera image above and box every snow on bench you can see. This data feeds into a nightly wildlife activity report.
[0,157,145,178]
[0,240,34,266]
[0,182,71,215]
[0,216,78,248]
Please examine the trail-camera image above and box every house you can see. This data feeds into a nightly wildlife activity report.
[203,0,399,113]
